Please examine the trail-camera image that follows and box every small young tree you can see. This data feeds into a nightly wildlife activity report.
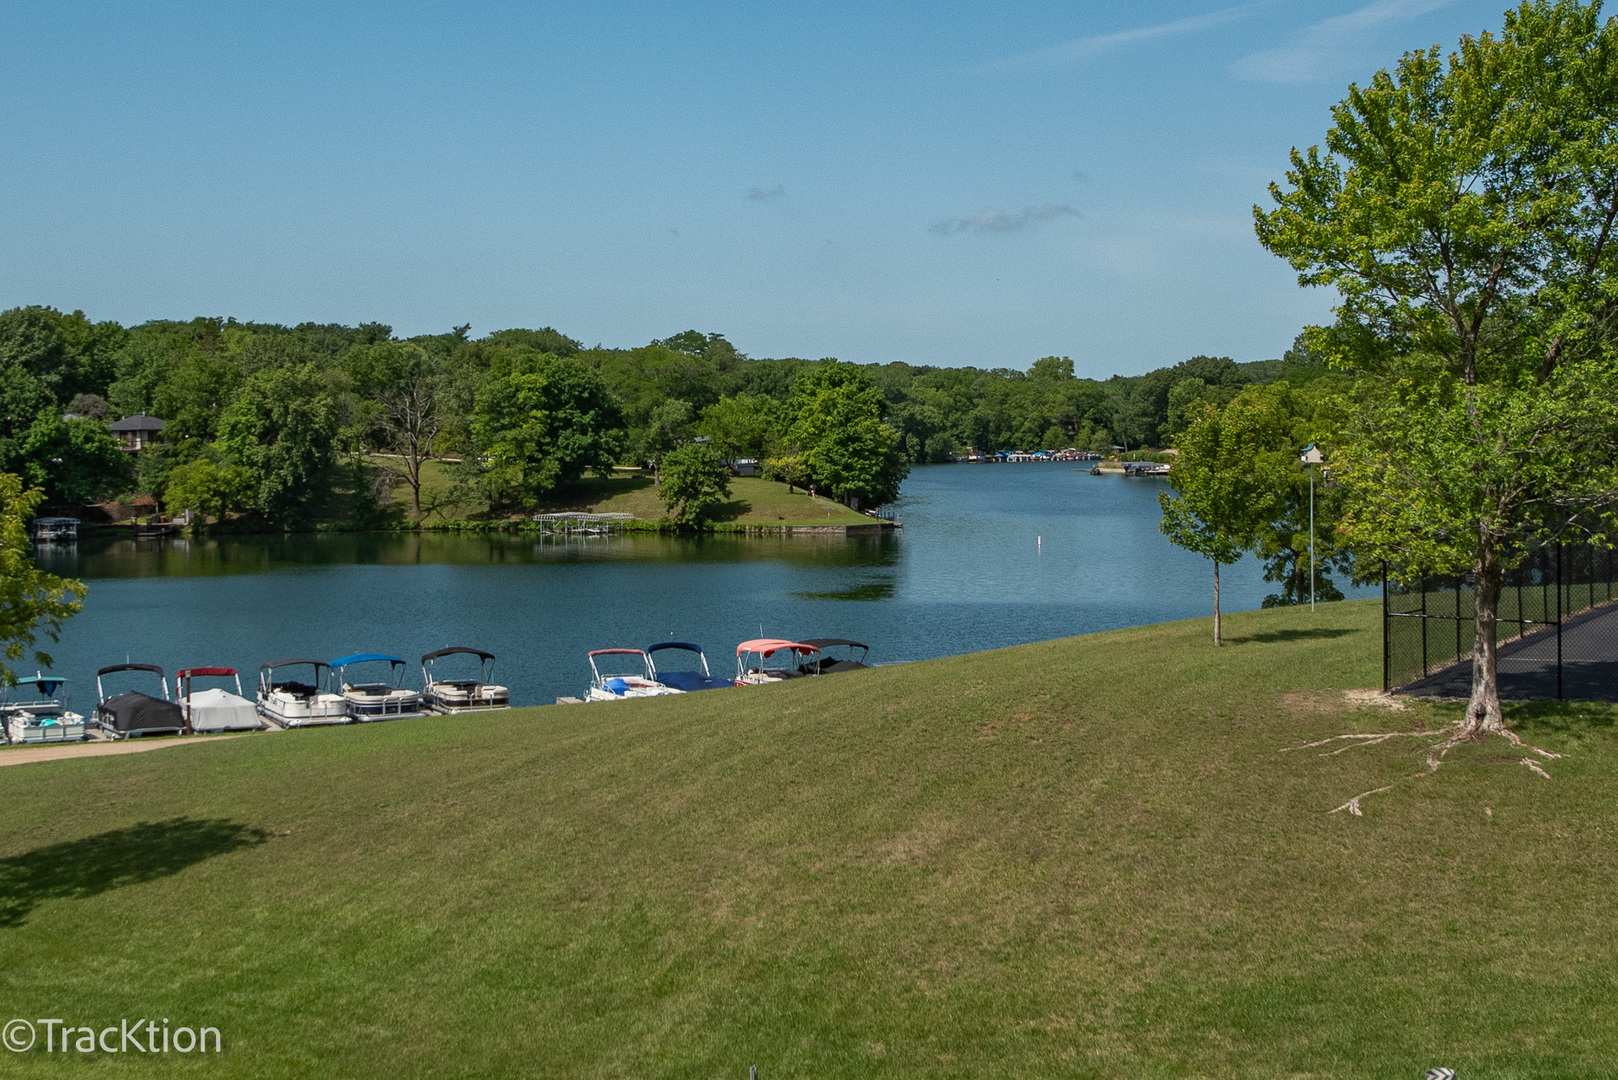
[659,442,732,528]
[0,473,87,683]
[1159,392,1296,644]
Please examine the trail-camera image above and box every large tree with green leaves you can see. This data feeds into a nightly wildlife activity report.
[658,442,732,528]
[0,474,87,683]
[217,364,341,525]
[1256,0,1618,738]
[786,363,909,509]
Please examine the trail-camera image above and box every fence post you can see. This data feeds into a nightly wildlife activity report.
[1382,564,1389,691]
[1557,543,1564,701]
[1421,573,1429,677]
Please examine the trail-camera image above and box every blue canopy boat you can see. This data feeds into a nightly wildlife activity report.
[330,654,429,720]
[645,642,733,693]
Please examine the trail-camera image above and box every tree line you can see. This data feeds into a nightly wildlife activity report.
[0,306,1336,526]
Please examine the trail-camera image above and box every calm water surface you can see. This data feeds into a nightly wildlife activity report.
[35,466,1357,706]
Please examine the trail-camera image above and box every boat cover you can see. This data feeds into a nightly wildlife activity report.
[654,670,733,692]
[99,691,184,735]
[184,687,261,732]
[422,647,494,662]
[647,642,703,655]
[798,638,869,651]
[331,653,406,668]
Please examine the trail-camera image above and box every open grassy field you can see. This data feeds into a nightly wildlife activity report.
[388,458,870,527]
[2,599,1615,1077]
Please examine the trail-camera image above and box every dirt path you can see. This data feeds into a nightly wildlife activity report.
[0,733,257,768]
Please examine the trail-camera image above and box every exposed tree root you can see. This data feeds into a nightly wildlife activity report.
[1288,717,1565,815]
[1279,732,1436,756]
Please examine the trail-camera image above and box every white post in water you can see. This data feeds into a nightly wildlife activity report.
[1301,444,1324,611]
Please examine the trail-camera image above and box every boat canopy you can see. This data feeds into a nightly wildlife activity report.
[330,653,406,668]
[261,658,328,672]
[646,642,703,655]
[176,666,237,678]
[421,647,494,663]
[98,663,164,677]
[798,638,869,651]
[9,675,68,696]
[736,639,819,657]
[589,648,647,657]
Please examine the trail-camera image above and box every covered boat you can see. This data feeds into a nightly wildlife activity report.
[797,639,871,675]
[734,639,820,686]
[177,667,263,733]
[2,674,86,744]
[94,664,185,738]
[645,642,733,693]
[585,649,684,701]
[257,659,349,727]
[331,654,428,720]
[421,647,510,713]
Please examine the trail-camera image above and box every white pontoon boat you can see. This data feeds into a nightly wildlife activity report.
[421,647,510,713]
[585,649,685,701]
[257,659,349,727]
[331,653,429,720]
[2,674,86,744]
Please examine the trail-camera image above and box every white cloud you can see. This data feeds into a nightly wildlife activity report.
[993,4,1263,69]
[930,204,1078,235]
[1230,0,1451,82]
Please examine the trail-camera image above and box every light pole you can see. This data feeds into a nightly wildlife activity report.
[1300,444,1324,610]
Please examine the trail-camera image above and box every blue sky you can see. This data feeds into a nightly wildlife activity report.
[2,0,1510,376]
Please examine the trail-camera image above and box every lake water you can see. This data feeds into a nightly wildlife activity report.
[31,465,1360,706]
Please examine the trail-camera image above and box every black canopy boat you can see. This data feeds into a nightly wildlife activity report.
[645,642,733,693]
[94,663,185,738]
[420,647,510,713]
[797,639,871,675]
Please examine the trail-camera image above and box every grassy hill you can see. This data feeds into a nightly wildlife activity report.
[2,599,1615,1077]
[392,459,871,528]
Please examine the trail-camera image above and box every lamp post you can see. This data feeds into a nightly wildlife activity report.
[1300,444,1324,610]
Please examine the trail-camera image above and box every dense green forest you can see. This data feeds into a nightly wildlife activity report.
[0,304,1337,526]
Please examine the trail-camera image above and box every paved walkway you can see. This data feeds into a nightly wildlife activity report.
[0,733,255,768]
[1398,601,1618,701]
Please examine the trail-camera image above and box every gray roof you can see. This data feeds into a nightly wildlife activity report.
[109,412,165,432]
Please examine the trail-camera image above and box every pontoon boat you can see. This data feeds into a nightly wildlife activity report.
[331,654,429,720]
[93,664,185,738]
[734,639,820,685]
[585,649,685,701]
[645,642,733,692]
[257,659,349,727]
[177,667,263,733]
[421,647,510,713]
[797,639,871,675]
[2,674,86,743]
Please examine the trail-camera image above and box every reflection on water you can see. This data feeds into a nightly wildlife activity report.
[36,466,1367,707]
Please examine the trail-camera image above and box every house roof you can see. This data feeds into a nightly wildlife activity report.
[109,412,165,432]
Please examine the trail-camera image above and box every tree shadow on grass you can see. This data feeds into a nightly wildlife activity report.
[1223,628,1359,645]
[1505,700,1618,740]
[707,499,752,523]
[0,818,272,929]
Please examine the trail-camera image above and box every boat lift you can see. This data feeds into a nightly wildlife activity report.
[531,512,635,536]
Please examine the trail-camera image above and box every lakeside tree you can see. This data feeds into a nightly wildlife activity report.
[344,342,443,518]
[468,353,625,511]
[1159,391,1298,645]
[17,410,131,506]
[1255,0,1618,739]
[217,364,341,525]
[658,442,732,528]
[786,363,908,509]
[0,473,87,683]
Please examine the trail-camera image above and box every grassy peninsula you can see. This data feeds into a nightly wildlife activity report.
[395,461,875,530]
[1,599,1614,1077]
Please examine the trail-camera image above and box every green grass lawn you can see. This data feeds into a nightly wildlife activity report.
[2,599,1615,1077]
[391,459,870,527]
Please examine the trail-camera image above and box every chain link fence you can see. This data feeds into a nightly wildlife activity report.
[1385,544,1618,700]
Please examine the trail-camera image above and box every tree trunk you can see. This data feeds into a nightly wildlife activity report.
[1213,560,1222,647]
[1461,541,1507,737]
